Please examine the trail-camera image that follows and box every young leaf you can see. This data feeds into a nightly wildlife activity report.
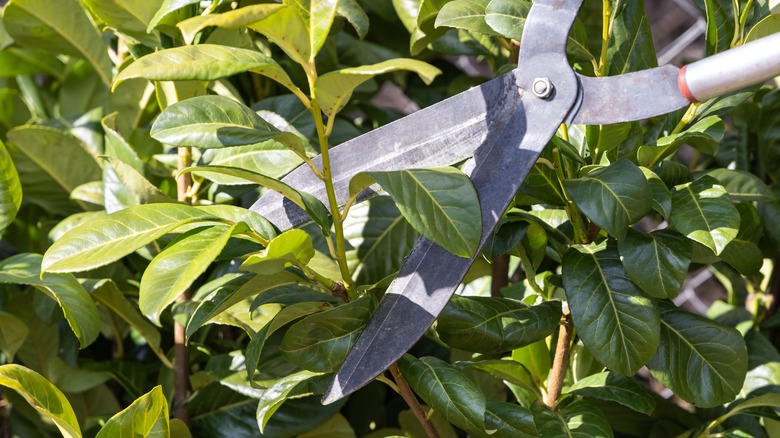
[42,204,220,273]
[704,168,775,202]
[351,168,480,258]
[670,175,740,255]
[241,229,315,276]
[562,243,660,375]
[0,364,81,438]
[140,224,239,325]
[285,0,340,60]
[0,253,101,348]
[4,0,113,85]
[177,4,284,44]
[256,370,324,433]
[647,301,747,408]
[112,45,302,99]
[249,6,311,68]
[436,0,502,36]
[436,297,561,353]
[195,204,276,242]
[179,166,331,236]
[151,95,281,149]
[0,140,21,232]
[315,59,441,117]
[564,159,652,240]
[618,229,691,299]
[638,116,725,167]
[281,295,376,372]
[398,355,487,435]
[565,371,656,416]
[711,393,780,428]
[96,386,169,438]
[484,401,537,438]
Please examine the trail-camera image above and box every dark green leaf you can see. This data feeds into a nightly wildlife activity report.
[398,355,486,435]
[436,297,561,353]
[670,175,740,255]
[648,301,747,408]
[459,359,541,399]
[336,0,369,39]
[618,229,691,299]
[281,295,376,372]
[561,400,613,438]
[719,202,764,275]
[354,168,480,258]
[641,166,673,218]
[96,386,169,438]
[0,312,28,361]
[484,401,537,438]
[638,116,725,168]
[563,243,660,375]
[606,0,656,75]
[530,402,568,437]
[564,160,652,240]
[704,168,775,202]
[566,371,656,416]
[704,0,735,55]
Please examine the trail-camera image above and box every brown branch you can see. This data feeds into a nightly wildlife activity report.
[173,147,192,424]
[389,363,440,438]
[546,312,573,409]
[491,254,510,297]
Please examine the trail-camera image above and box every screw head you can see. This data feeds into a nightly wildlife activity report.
[532,77,553,99]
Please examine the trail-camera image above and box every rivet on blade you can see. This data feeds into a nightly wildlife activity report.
[532,77,553,99]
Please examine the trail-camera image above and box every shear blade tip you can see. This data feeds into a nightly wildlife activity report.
[320,379,344,405]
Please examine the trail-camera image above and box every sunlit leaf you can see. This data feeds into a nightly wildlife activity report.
[0,140,21,232]
[670,175,740,255]
[96,386,169,438]
[566,371,656,415]
[177,4,284,44]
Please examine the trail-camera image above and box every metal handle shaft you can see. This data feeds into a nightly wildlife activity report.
[679,32,780,102]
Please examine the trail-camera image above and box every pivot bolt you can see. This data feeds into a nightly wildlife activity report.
[532,77,553,99]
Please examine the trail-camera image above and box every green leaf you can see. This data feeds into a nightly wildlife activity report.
[285,0,340,60]
[241,229,314,276]
[647,300,747,408]
[256,370,323,433]
[530,402,569,437]
[140,224,239,325]
[0,140,21,232]
[177,4,284,44]
[641,166,672,218]
[512,340,550,385]
[352,168,480,258]
[96,386,169,438]
[704,168,775,202]
[0,253,101,348]
[315,59,441,117]
[719,202,764,275]
[638,116,725,167]
[436,0,501,36]
[484,0,532,39]
[459,359,541,399]
[113,45,301,98]
[670,175,740,255]
[436,297,561,353]
[484,401,537,438]
[714,393,780,427]
[281,295,376,372]
[344,197,419,285]
[201,143,303,185]
[605,0,656,75]
[102,112,144,172]
[398,355,486,435]
[561,400,613,438]
[3,0,113,85]
[618,229,691,299]
[704,0,735,55]
[564,160,652,240]
[336,0,369,39]
[0,312,28,361]
[0,364,81,438]
[196,204,276,242]
[89,279,167,366]
[151,95,281,149]
[147,0,200,31]
[249,6,311,68]
[566,371,656,416]
[180,166,331,236]
[82,0,163,47]
[42,203,219,273]
[562,243,660,375]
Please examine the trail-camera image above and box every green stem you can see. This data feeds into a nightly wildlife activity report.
[737,0,754,46]
[671,103,701,136]
[553,148,588,244]
[730,0,742,48]
[598,0,612,77]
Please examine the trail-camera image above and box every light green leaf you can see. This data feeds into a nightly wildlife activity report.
[638,116,725,167]
[436,0,501,36]
[3,0,113,85]
[140,224,239,325]
[281,295,376,372]
[82,0,163,47]
[561,400,613,438]
[195,204,276,242]
[151,95,281,149]
[42,203,220,273]
[564,159,652,240]
[436,297,561,353]
[113,45,302,99]
[256,370,323,433]
[180,166,331,235]
[284,0,340,60]
[96,386,169,438]
[704,0,735,55]
[719,202,764,276]
[147,0,200,31]
[512,340,550,385]
[0,140,21,232]
[670,175,740,255]
[88,279,168,366]
[648,300,747,408]
[344,197,419,285]
[398,355,486,435]
[177,4,284,44]
[249,6,310,68]
[353,168,480,258]
[0,312,28,361]
[0,48,63,79]
[618,229,691,299]
[641,166,673,218]
[704,168,775,202]
[484,0,532,39]
[315,59,441,117]
[459,359,541,399]
[0,253,101,348]
[101,156,173,206]
[0,364,80,438]
[562,243,660,375]
[566,371,656,416]
[712,393,780,428]
[241,229,314,276]
[484,401,537,438]
[101,112,144,172]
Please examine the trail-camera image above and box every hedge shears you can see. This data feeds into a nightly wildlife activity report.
[250,0,780,403]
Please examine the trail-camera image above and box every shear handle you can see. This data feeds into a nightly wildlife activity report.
[679,32,780,103]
